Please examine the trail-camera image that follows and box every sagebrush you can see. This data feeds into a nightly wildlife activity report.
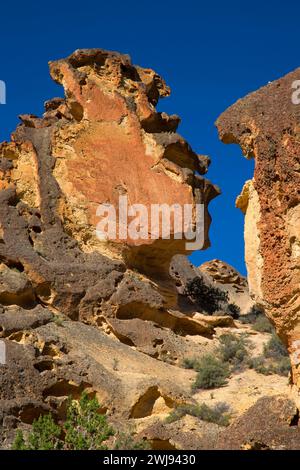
[166,402,231,426]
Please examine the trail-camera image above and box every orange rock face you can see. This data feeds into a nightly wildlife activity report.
[0,49,218,318]
[45,49,219,272]
[216,70,300,385]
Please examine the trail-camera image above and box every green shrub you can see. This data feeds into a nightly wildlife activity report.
[225,303,241,319]
[64,392,114,450]
[114,433,149,450]
[182,357,200,370]
[166,402,231,426]
[184,277,228,314]
[239,305,265,324]
[12,430,26,450]
[252,316,274,333]
[273,356,291,376]
[248,334,291,377]
[218,333,249,366]
[248,356,271,375]
[192,354,230,390]
[183,331,291,383]
[12,414,62,450]
[248,355,291,377]
[52,315,64,327]
[264,333,288,359]
[185,334,249,389]
[12,392,145,450]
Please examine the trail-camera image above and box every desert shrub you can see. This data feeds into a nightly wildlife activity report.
[12,392,145,450]
[114,433,149,450]
[248,356,271,375]
[273,356,291,376]
[252,316,274,333]
[239,304,265,324]
[218,333,249,366]
[184,277,228,314]
[12,431,26,450]
[225,303,241,319]
[192,354,230,390]
[248,334,291,377]
[64,392,114,450]
[166,402,231,426]
[264,333,288,358]
[182,357,200,370]
[12,414,62,450]
[52,315,64,327]
[184,334,249,389]
[248,355,291,377]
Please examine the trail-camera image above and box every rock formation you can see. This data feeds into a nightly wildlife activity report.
[216,70,300,387]
[47,49,219,274]
[0,49,225,447]
[0,49,221,350]
[199,259,254,314]
[0,48,298,450]
[170,255,253,316]
[215,395,300,450]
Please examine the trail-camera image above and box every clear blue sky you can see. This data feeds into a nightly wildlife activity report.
[0,0,298,275]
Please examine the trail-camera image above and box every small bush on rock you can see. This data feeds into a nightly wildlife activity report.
[252,316,274,333]
[166,402,231,426]
[274,356,291,376]
[225,303,241,319]
[12,392,146,450]
[184,277,228,314]
[192,354,230,390]
[12,414,62,450]
[182,357,200,370]
[248,333,291,377]
[239,305,265,324]
[248,355,291,377]
[248,356,271,375]
[64,392,114,450]
[264,333,288,359]
[218,333,250,367]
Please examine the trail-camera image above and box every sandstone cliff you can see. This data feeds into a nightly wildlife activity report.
[216,70,300,387]
[0,49,297,450]
[0,49,224,447]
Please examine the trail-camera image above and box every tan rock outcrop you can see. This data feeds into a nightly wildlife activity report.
[0,50,223,447]
[215,395,300,450]
[199,259,254,314]
[46,49,218,273]
[216,70,300,385]
[0,48,296,450]
[0,49,219,350]
[170,255,253,316]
